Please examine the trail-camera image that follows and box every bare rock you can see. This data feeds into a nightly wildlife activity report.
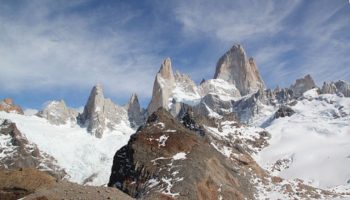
[0,98,24,115]
[321,82,338,95]
[37,100,78,125]
[290,74,317,97]
[274,105,295,119]
[214,44,265,95]
[147,58,176,115]
[79,84,128,138]
[127,94,145,128]
[334,80,350,97]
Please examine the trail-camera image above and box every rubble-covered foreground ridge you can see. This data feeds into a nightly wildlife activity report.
[0,168,132,200]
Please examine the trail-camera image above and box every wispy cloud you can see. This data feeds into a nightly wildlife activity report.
[172,0,350,87]
[0,0,349,108]
[0,0,162,104]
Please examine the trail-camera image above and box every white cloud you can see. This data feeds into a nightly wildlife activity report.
[172,0,350,87]
[0,0,162,101]
[174,0,301,43]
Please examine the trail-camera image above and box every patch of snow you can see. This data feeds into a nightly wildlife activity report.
[23,108,38,116]
[147,178,160,188]
[156,122,165,129]
[161,176,183,197]
[256,94,350,189]
[303,88,319,99]
[157,135,169,147]
[0,111,134,186]
[200,79,241,101]
[172,152,187,160]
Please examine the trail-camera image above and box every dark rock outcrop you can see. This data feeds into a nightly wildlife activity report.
[274,106,295,119]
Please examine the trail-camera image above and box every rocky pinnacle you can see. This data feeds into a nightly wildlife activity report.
[214,44,265,95]
[147,58,176,115]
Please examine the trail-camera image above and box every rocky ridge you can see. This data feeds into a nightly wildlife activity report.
[0,98,23,115]
[0,168,132,200]
[37,100,78,125]
[0,119,65,179]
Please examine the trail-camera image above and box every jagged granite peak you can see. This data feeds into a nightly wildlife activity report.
[37,100,78,125]
[214,44,265,95]
[158,57,175,81]
[127,93,144,128]
[79,84,128,138]
[0,98,24,115]
[321,82,338,95]
[290,74,317,97]
[147,58,176,115]
[334,80,350,97]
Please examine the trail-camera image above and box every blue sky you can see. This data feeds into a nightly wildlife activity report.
[0,0,349,109]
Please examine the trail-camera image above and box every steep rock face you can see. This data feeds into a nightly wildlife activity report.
[147,58,176,115]
[0,98,23,115]
[127,94,145,128]
[79,84,128,138]
[321,82,338,95]
[334,80,350,97]
[320,80,350,97]
[37,100,78,125]
[108,108,258,199]
[214,44,265,95]
[290,74,317,97]
[0,119,65,179]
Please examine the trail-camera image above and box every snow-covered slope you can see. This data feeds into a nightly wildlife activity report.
[256,90,350,189]
[0,111,134,186]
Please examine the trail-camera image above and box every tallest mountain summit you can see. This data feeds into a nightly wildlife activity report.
[214,44,265,95]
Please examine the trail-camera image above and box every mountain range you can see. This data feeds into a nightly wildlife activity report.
[1,44,350,199]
